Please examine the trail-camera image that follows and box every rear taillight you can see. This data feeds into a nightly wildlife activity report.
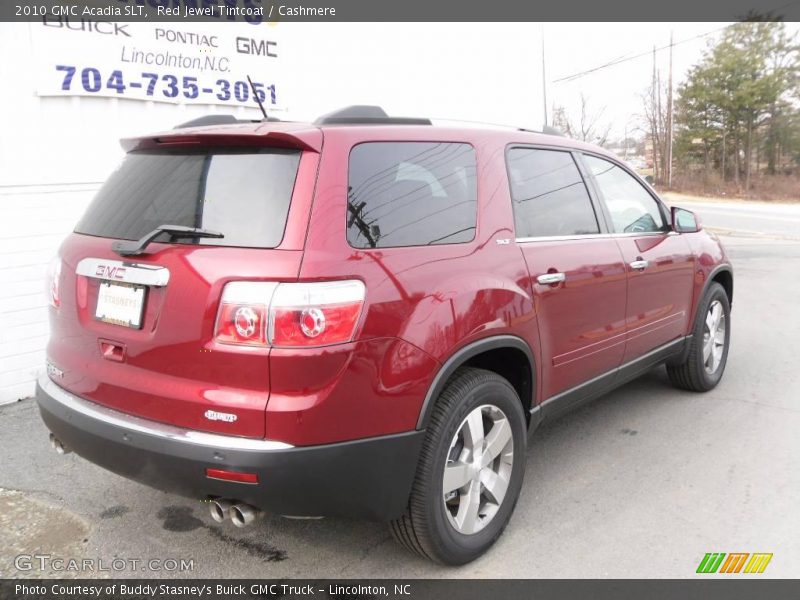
[214,282,276,346]
[269,280,366,347]
[46,256,62,308]
[214,280,365,348]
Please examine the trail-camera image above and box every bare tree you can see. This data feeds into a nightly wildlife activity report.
[552,93,612,147]
[641,71,670,185]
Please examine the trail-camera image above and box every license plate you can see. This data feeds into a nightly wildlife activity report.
[95,281,146,329]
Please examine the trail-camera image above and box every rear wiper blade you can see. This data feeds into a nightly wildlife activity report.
[111,224,224,257]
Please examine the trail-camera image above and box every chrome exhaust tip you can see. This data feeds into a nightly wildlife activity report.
[209,499,234,523]
[49,433,71,455]
[230,503,261,528]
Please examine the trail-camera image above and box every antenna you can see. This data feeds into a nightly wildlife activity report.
[247,75,268,120]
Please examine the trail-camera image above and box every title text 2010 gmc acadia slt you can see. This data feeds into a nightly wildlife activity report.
[38,106,732,564]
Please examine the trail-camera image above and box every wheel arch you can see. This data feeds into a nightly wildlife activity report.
[686,264,733,338]
[415,335,536,430]
[709,266,733,306]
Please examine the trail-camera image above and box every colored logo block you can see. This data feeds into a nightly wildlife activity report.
[697,553,773,574]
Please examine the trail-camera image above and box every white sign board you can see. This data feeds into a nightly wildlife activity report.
[30,19,284,108]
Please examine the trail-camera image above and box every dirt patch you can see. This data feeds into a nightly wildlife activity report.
[667,173,800,202]
[154,504,288,562]
[156,505,205,532]
[0,488,95,578]
[99,505,130,519]
[206,525,288,562]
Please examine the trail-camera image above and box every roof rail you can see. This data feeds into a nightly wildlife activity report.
[542,125,565,137]
[314,105,431,126]
[517,125,566,137]
[175,115,282,129]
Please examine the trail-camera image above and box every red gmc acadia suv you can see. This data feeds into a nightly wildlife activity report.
[38,106,733,565]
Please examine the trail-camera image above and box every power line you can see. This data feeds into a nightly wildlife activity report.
[553,5,800,85]
[552,24,732,84]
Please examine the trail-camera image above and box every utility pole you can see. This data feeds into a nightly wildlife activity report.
[667,31,674,188]
[541,25,548,127]
[624,122,628,160]
[651,45,659,183]
[721,116,726,181]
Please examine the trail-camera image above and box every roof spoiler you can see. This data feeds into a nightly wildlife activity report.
[120,129,322,153]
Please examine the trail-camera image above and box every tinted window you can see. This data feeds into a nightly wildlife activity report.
[347,142,477,248]
[584,155,666,234]
[506,148,599,238]
[75,148,301,248]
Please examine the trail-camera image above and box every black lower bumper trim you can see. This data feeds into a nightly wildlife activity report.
[36,380,425,521]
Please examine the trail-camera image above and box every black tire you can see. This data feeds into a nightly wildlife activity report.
[390,367,527,565]
[667,282,731,392]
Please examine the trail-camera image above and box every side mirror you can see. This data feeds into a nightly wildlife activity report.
[671,206,701,233]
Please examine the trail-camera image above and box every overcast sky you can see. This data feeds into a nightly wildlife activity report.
[277,22,800,140]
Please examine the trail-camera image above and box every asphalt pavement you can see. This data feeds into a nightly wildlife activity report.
[1,201,799,579]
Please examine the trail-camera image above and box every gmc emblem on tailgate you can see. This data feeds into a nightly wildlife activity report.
[77,258,170,287]
[95,264,127,280]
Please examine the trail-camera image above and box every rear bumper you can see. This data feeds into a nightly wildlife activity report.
[36,376,425,521]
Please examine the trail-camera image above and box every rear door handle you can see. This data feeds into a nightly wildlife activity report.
[629,260,649,271]
[537,272,566,285]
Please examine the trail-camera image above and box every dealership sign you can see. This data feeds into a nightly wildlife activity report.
[30,18,284,108]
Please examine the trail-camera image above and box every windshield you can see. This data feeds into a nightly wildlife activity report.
[75,148,301,249]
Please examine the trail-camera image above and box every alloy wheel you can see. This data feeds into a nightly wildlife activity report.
[703,299,727,375]
[442,404,514,535]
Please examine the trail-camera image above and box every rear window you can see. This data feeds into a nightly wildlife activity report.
[347,142,477,248]
[75,148,301,248]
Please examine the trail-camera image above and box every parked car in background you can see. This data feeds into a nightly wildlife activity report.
[38,106,733,564]
[626,156,648,171]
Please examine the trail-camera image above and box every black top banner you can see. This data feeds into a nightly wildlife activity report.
[2,579,800,600]
[2,0,800,23]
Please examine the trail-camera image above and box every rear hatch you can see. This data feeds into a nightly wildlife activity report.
[46,127,321,438]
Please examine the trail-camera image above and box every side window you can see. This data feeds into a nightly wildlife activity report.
[506,148,599,238]
[583,155,666,234]
[347,142,477,248]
